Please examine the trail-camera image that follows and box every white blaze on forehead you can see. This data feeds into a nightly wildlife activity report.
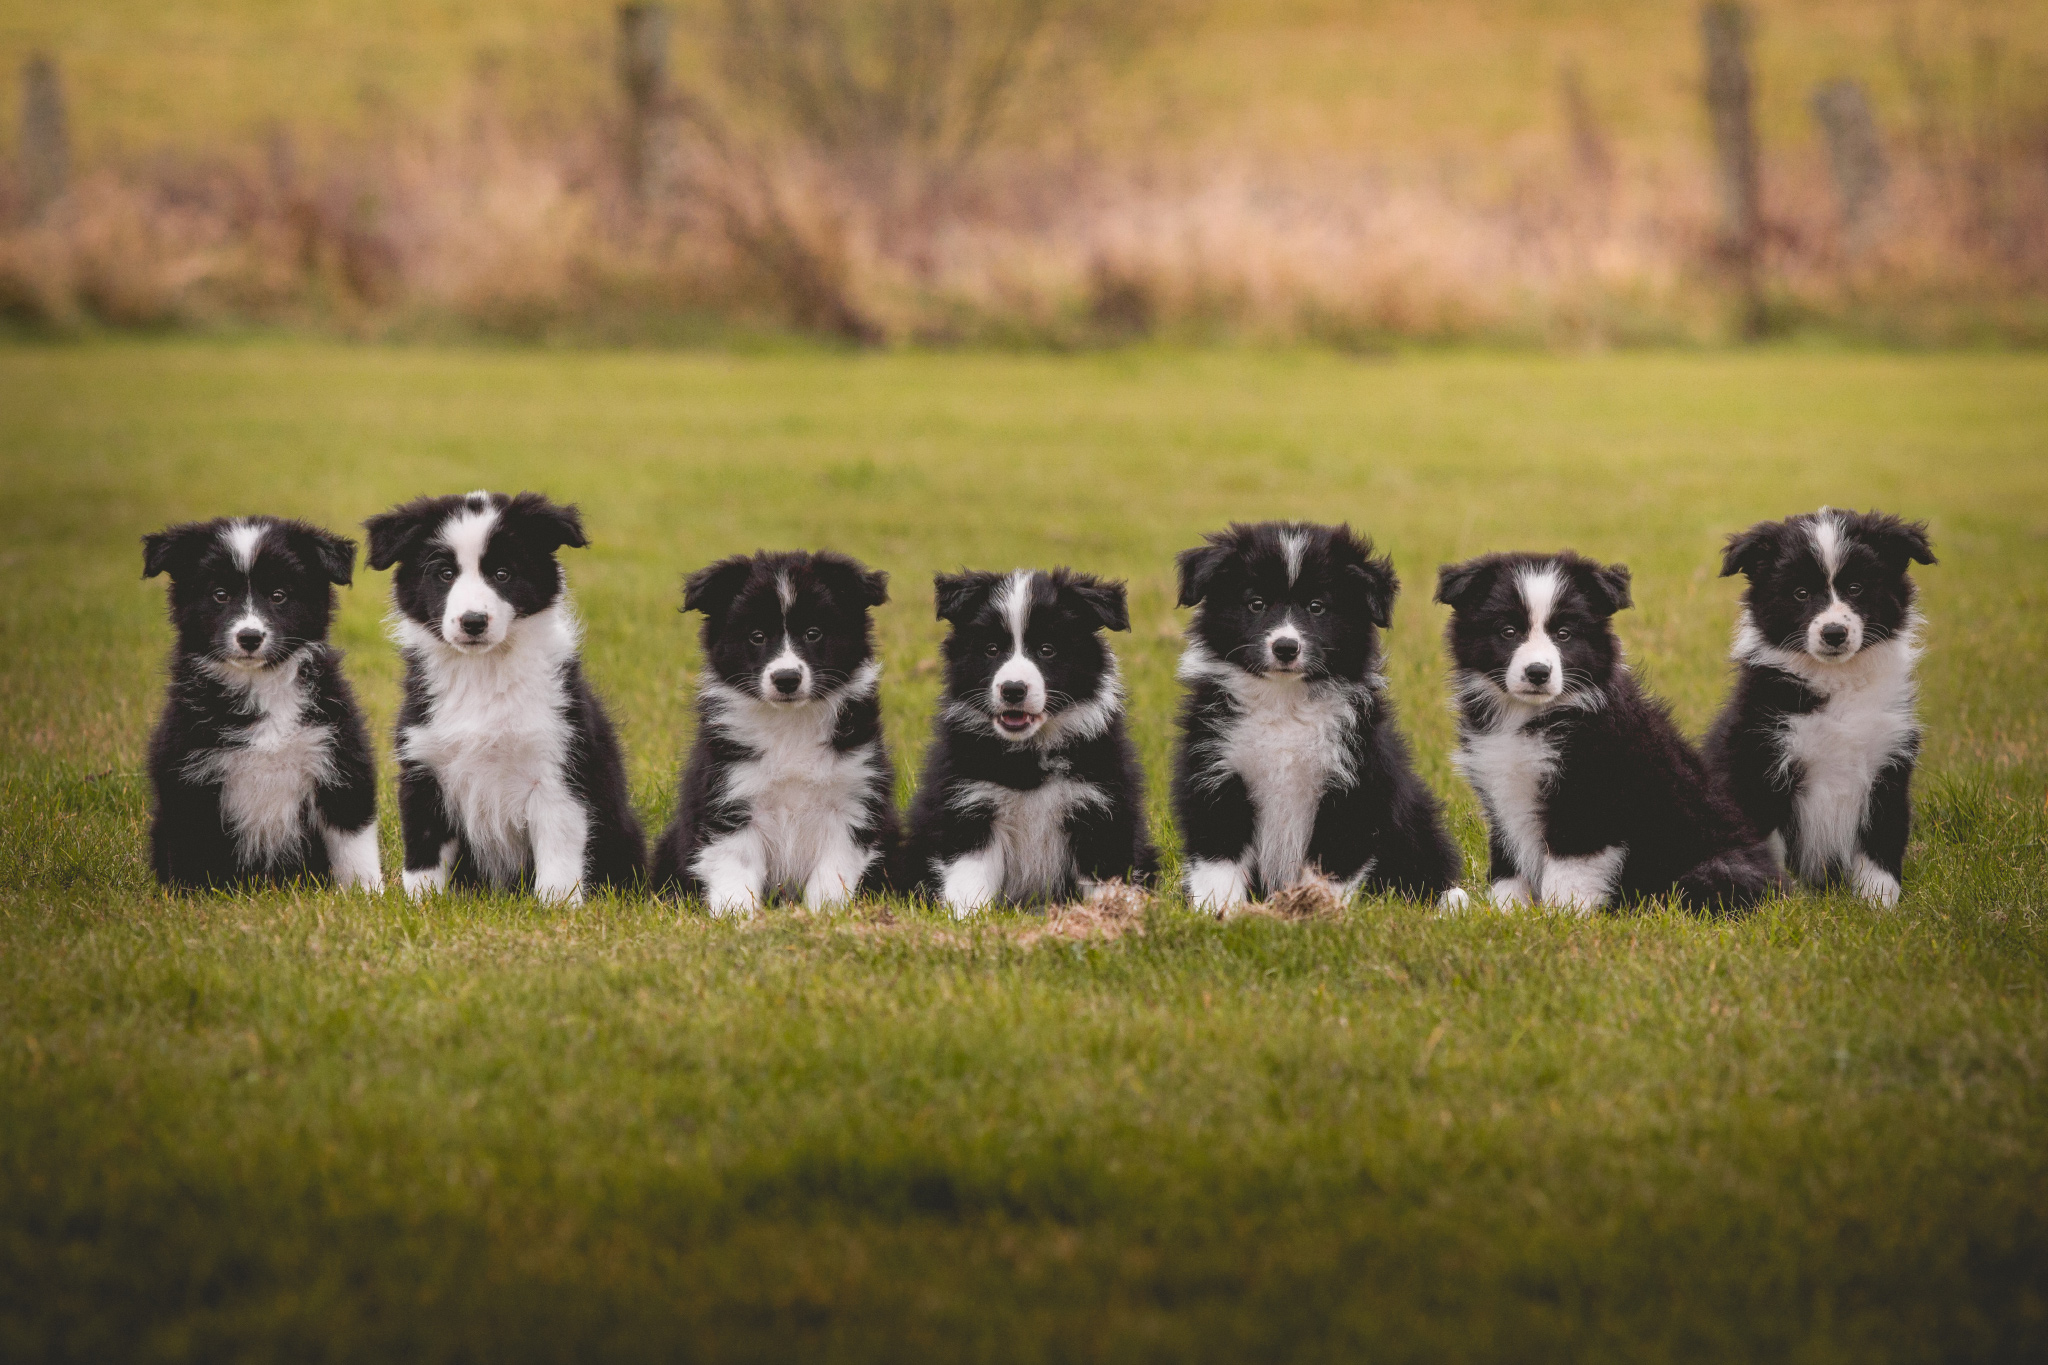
[221,520,266,572]
[996,569,1036,654]
[1280,530,1307,586]
[439,499,500,573]
[1808,508,1847,579]
[989,570,1048,731]
[1516,564,1563,634]
[776,571,796,611]
[435,497,513,647]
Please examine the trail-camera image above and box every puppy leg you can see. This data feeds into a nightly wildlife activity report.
[528,784,592,907]
[1184,858,1250,913]
[321,822,384,893]
[397,763,456,901]
[1539,847,1625,915]
[939,845,1005,919]
[804,831,878,911]
[1852,757,1913,909]
[1486,830,1532,910]
[693,827,767,918]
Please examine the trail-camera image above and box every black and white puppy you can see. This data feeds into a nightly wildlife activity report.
[905,568,1156,915]
[652,550,897,914]
[1436,551,1778,914]
[1173,522,1465,911]
[365,490,643,904]
[1704,508,1935,908]
[143,516,382,891]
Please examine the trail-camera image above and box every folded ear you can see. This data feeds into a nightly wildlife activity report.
[934,570,1002,624]
[1720,521,1782,579]
[1433,558,1495,613]
[1175,542,1231,608]
[503,491,588,553]
[1863,513,1937,569]
[1572,559,1634,615]
[812,551,890,609]
[287,524,357,586]
[682,556,755,618]
[1327,526,1400,629]
[142,522,216,580]
[363,500,440,571]
[1062,573,1130,633]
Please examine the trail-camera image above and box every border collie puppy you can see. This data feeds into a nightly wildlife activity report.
[652,550,897,914]
[1435,551,1778,915]
[1173,522,1464,912]
[143,516,382,891]
[365,491,643,904]
[1704,508,1935,908]
[905,568,1156,915]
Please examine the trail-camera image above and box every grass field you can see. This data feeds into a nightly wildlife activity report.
[2,341,2046,1361]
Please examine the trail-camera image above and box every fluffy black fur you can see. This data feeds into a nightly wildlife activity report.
[652,550,898,912]
[143,516,381,890]
[1171,521,1462,910]
[1436,550,1778,914]
[1703,508,1935,906]
[904,568,1156,913]
[365,490,642,902]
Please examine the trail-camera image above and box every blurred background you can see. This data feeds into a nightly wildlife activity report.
[0,0,2043,349]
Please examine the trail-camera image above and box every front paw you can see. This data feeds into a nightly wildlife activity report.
[1488,877,1531,910]
[401,866,446,902]
[1437,887,1471,914]
[535,880,584,908]
[1184,859,1249,914]
[1850,854,1902,909]
[703,885,759,918]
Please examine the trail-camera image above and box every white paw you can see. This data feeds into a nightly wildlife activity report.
[401,866,446,901]
[535,881,584,908]
[1185,858,1249,913]
[1437,887,1470,914]
[1850,854,1902,909]
[1488,877,1532,910]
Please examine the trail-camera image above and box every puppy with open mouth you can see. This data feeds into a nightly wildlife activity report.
[905,567,1156,916]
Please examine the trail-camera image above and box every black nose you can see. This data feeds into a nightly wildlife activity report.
[1820,623,1849,647]
[459,611,489,637]
[236,629,265,653]
[1270,637,1300,664]
[1524,661,1553,686]
[771,668,802,696]
[999,680,1028,705]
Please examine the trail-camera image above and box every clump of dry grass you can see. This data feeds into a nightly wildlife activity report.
[1014,880,1152,946]
[1220,875,1348,924]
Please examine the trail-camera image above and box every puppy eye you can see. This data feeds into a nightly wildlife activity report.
[748,630,767,646]
[1793,587,1810,601]
[1037,642,1056,659]
[1307,600,1326,616]
[493,568,510,583]
[439,566,456,583]
[1246,597,1266,613]
[269,588,288,604]
[1500,626,1518,640]
[211,588,232,604]
[986,642,1002,657]
[1845,582,1862,596]
[1553,627,1571,641]
[804,626,822,643]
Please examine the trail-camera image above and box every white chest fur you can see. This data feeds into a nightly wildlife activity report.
[694,662,884,902]
[1769,637,1920,879]
[1183,648,1364,889]
[1452,701,1559,884]
[185,652,336,868]
[949,774,1107,900]
[397,607,579,888]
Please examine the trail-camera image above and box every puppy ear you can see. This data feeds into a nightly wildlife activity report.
[933,570,1001,624]
[1175,543,1231,608]
[1720,522,1781,579]
[1572,560,1634,615]
[1345,554,1400,629]
[811,551,890,609]
[141,522,214,580]
[503,492,588,553]
[363,500,439,571]
[682,556,755,619]
[1433,558,1494,612]
[1062,573,1130,633]
[1862,513,1937,568]
[287,524,357,586]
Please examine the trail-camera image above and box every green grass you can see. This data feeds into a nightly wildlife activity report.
[2,341,2046,1361]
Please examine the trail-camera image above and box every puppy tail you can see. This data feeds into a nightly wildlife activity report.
[1675,843,1786,916]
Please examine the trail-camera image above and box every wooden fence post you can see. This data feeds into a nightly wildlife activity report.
[1700,3,1764,337]
[617,4,672,202]
[1810,79,1888,240]
[20,52,70,219]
